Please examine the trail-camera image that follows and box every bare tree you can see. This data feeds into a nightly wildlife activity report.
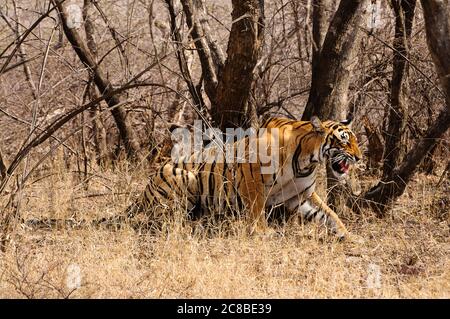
[311,0,332,76]
[212,0,265,130]
[11,1,38,100]
[361,0,450,215]
[82,0,109,165]
[52,0,141,160]
[175,0,265,130]
[166,0,207,116]
[382,0,416,180]
[302,0,366,121]
[179,0,224,103]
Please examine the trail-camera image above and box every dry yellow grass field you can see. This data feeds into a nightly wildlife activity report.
[0,158,448,298]
[1,0,449,301]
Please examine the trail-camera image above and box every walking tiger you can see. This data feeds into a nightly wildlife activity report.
[125,116,362,240]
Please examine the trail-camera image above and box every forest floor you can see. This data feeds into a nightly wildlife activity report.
[0,160,448,298]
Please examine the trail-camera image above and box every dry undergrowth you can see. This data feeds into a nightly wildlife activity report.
[0,160,448,298]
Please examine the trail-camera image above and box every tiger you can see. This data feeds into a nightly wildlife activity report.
[125,116,362,240]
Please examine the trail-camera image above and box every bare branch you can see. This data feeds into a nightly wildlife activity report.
[52,0,141,160]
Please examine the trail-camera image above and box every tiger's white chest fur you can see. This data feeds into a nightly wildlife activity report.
[264,167,318,207]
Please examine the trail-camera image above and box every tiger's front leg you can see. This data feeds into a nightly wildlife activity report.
[308,192,349,239]
[285,191,349,239]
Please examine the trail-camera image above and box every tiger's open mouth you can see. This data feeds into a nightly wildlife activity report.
[331,158,351,175]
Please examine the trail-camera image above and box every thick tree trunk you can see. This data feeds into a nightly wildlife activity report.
[302,0,365,121]
[311,0,332,75]
[212,0,265,130]
[382,0,416,180]
[420,1,450,106]
[53,0,141,160]
[361,0,450,215]
[178,0,264,130]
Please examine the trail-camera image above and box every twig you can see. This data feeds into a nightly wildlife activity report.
[0,0,66,74]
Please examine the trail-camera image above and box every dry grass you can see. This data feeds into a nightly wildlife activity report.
[0,159,448,299]
[1,0,448,299]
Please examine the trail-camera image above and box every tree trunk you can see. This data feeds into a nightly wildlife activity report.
[82,0,109,166]
[83,0,97,56]
[361,0,450,215]
[382,0,416,180]
[167,0,207,116]
[178,0,264,130]
[212,0,265,130]
[311,0,332,75]
[420,143,438,174]
[53,0,141,160]
[179,0,223,102]
[302,0,365,121]
[179,0,218,100]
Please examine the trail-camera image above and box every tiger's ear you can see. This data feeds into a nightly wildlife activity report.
[310,116,324,133]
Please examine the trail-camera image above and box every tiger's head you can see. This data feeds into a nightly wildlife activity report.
[321,117,362,179]
[261,116,361,179]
